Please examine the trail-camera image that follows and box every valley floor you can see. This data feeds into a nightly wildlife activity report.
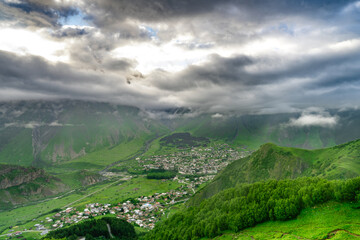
[214,201,360,240]
[0,176,181,239]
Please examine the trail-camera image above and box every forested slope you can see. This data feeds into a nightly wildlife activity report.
[145,177,360,240]
[190,139,360,205]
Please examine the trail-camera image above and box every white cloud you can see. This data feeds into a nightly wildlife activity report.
[49,121,74,127]
[111,39,213,74]
[0,28,68,62]
[4,121,74,128]
[211,113,223,118]
[286,110,339,128]
[4,121,42,129]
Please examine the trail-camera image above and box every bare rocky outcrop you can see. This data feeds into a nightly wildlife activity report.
[0,164,46,189]
[79,170,104,186]
[0,164,68,209]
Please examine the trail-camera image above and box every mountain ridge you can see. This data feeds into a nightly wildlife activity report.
[189,138,360,206]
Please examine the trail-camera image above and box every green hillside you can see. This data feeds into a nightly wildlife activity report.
[144,177,360,240]
[190,139,360,205]
[0,101,169,168]
[215,201,360,240]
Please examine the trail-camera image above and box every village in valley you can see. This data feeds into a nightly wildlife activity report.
[4,144,251,238]
[48,189,189,230]
[139,144,250,175]
[5,189,190,238]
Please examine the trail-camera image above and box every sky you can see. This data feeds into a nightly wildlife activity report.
[0,0,360,116]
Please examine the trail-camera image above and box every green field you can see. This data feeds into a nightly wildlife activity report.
[70,176,181,209]
[215,201,360,240]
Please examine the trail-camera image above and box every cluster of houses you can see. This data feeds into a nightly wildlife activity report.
[139,144,251,176]
[30,188,190,232]
[174,174,215,193]
[136,144,253,198]
[116,191,189,229]
[4,230,24,238]
[5,223,49,237]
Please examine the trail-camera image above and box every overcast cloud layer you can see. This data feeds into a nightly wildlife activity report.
[0,0,359,114]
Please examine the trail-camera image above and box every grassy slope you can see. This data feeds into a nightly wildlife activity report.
[0,101,170,168]
[190,139,360,205]
[40,109,168,166]
[51,136,150,172]
[0,128,33,166]
[215,201,360,240]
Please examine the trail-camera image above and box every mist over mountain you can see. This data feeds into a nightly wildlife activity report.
[0,100,359,169]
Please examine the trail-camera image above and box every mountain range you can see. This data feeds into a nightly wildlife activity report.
[1,100,359,169]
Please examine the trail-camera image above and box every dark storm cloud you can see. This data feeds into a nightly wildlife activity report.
[83,0,352,24]
[1,0,360,114]
[147,47,360,92]
[72,0,358,50]
[61,29,132,71]
[0,50,176,109]
[51,27,88,38]
[5,1,77,18]
[137,37,360,113]
[147,55,255,91]
[0,50,131,97]
[102,58,137,72]
[0,50,101,89]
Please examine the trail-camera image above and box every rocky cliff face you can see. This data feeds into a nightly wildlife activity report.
[78,170,104,186]
[0,164,68,209]
[0,164,46,189]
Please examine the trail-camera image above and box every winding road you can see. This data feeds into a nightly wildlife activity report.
[62,177,129,208]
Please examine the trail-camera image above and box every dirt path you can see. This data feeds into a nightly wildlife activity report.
[106,223,114,238]
[325,229,360,239]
